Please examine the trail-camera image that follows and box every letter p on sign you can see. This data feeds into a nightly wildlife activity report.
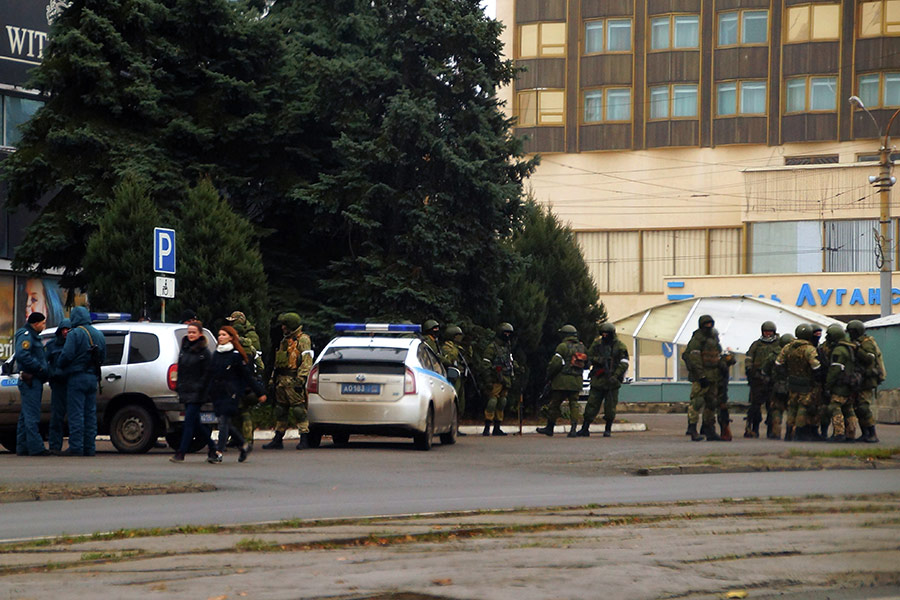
[154,228,176,274]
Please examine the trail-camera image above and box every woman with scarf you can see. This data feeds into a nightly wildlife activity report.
[170,321,217,463]
[202,325,266,463]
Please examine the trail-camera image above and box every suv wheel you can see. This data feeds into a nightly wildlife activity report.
[110,404,156,454]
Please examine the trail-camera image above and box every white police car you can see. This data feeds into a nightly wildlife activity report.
[306,323,459,450]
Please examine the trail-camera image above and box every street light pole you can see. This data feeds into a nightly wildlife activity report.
[850,96,898,318]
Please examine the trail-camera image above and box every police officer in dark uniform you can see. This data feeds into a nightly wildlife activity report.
[15,312,50,456]
[44,318,72,454]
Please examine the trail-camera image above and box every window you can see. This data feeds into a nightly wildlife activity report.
[785,4,840,42]
[518,22,566,58]
[584,18,631,53]
[857,72,900,108]
[102,333,127,366]
[859,1,900,37]
[128,332,160,364]
[785,76,837,112]
[750,221,823,274]
[2,94,43,147]
[583,88,631,122]
[716,81,766,116]
[718,10,768,46]
[517,89,565,126]
[649,84,698,119]
[784,155,839,165]
[650,14,699,50]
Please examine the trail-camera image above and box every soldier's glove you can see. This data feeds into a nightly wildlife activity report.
[699,377,710,387]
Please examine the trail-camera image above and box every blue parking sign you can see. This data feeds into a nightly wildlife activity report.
[154,228,176,274]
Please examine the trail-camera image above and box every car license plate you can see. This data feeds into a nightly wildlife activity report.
[200,412,217,424]
[341,383,380,395]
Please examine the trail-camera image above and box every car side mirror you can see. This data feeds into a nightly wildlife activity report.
[446,367,460,382]
[1,361,12,376]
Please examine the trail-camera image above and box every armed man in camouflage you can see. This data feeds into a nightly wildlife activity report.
[481,323,515,436]
[763,333,794,439]
[442,325,468,434]
[422,320,442,358]
[682,315,724,442]
[744,321,779,438]
[225,311,264,449]
[823,324,859,443]
[537,324,586,438]
[775,324,823,442]
[713,330,737,441]
[578,322,629,437]
[263,313,314,450]
[847,320,885,443]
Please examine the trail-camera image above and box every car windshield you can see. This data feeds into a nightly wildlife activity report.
[321,346,408,362]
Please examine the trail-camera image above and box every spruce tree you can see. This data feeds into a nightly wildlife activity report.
[82,174,160,316]
[171,178,268,333]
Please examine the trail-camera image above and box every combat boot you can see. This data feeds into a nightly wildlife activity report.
[492,420,507,436]
[576,422,591,437]
[701,423,721,441]
[296,433,309,450]
[845,416,859,442]
[743,423,754,438]
[751,420,761,438]
[536,421,555,436]
[826,433,847,443]
[603,420,613,438]
[820,423,830,439]
[719,422,732,441]
[794,425,812,442]
[860,425,880,444]
[482,420,492,436]
[784,425,794,441]
[687,423,704,442]
[566,423,578,438]
[262,431,284,450]
[767,419,782,440]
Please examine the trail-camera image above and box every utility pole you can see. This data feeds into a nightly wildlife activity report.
[850,96,898,318]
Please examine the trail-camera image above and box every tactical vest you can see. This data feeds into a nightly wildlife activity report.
[784,340,816,393]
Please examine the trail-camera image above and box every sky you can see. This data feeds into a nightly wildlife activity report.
[481,0,496,18]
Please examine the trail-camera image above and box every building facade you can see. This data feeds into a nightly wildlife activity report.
[497,0,900,325]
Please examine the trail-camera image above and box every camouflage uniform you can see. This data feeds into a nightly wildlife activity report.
[715,345,737,441]
[579,323,628,437]
[227,311,264,447]
[265,313,313,449]
[481,323,514,435]
[775,325,822,441]
[762,333,793,439]
[422,320,443,360]
[849,320,885,443]
[823,325,858,442]
[441,326,466,417]
[743,323,779,438]
[537,325,586,438]
[682,315,723,441]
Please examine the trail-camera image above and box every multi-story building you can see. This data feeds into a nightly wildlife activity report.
[497,0,899,331]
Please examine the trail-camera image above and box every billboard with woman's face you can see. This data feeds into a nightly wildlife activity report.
[0,275,13,360]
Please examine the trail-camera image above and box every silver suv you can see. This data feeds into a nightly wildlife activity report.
[0,321,214,454]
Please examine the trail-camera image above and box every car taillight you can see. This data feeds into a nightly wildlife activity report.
[167,364,178,391]
[404,367,416,395]
[307,365,319,394]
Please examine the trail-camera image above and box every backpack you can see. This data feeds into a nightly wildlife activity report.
[564,340,587,374]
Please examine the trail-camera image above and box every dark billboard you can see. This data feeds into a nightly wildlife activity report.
[0,1,54,88]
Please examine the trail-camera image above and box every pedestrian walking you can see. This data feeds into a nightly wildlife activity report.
[170,321,217,463]
[56,306,106,456]
[44,318,71,454]
[202,326,266,463]
[14,312,50,456]
[536,324,586,438]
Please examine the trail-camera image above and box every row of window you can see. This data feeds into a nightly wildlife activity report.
[517,72,900,125]
[0,93,43,148]
[519,2,882,58]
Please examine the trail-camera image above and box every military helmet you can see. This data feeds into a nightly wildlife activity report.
[497,322,514,335]
[599,322,616,336]
[761,321,777,333]
[423,319,440,333]
[559,324,578,336]
[779,333,795,345]
[825,324,846,344]
[279,312,302,331]
[846,320,866,339]
[795,323,814,341]
[226,311,246,324]
[698,314,714,328]
[445,325,463,338]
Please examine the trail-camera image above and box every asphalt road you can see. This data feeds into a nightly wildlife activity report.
[1,414,898,541]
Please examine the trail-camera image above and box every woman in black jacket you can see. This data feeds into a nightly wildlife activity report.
[170,322,216,462]
[203,325,266,463]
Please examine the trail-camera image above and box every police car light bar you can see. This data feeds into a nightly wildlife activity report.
[334,323,422,333]
[90,312,132,322]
